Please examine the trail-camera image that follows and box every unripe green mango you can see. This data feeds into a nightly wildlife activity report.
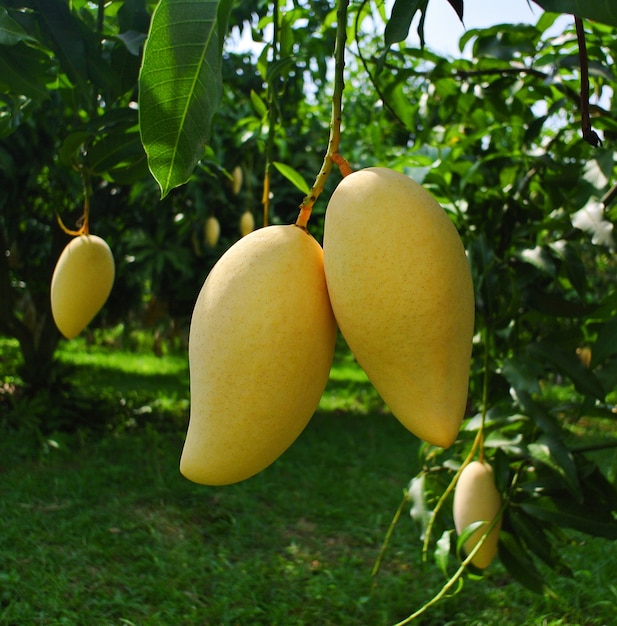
[323,167,474,448]
[50,234,115,339]
[453,460,503,569]
[181,224,336,485]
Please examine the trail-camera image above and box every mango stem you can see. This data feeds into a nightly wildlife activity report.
[295,0,349,229]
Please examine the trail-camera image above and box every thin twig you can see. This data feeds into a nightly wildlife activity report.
[371,490,410,578]
[393,496,508,625]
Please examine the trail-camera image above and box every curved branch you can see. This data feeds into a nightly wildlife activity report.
[575,16,602,147]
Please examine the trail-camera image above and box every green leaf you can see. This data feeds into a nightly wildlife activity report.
[527,340,606,400]
[435,529,452,577]
[0,7,36,45]
[35,0,90,89]
[384,0,426,47]
[58,131,91,169]
[532,0,617,26]
[508,510,573,577]
[590,319,617,367]
[139,0,233,198]
[498,531,553,595]
[528,434,582,502]
[0,42,53,100]
[513,390,562,438]
[521,498,617,539]
[86,131,146,178]
[250,89,267,118]
[455,520,485,559]
[272,161,310,195]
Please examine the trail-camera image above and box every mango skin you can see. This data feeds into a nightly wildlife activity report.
[50,234,115,339]
[453,461,503,569]
[323,167,474,448]
[181,224,336,486]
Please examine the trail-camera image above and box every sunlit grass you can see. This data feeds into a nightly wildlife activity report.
[1,333,617,624]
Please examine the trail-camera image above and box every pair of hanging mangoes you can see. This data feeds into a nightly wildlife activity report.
[181,167,475,485]
[182,166,502,568]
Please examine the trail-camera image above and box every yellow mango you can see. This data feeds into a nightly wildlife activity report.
[231,165,243,196]
[453,461,503,569]
[239,210,255,237]
[204,216,221,248]
[181,224,336,485]
[50,234,115,339]
[323,167,474,448]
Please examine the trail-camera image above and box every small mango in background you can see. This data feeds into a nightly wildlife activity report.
[50,234,114,339]
[239,210,255,237]
[453,461,503,569]
[204,216,221,248]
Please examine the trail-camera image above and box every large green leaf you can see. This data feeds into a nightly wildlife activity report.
[532,0,617,26]
[139,0,232,198]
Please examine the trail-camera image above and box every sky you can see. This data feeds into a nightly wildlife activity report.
[400,0,574,57]
[231,1,571,59]
[409,0,543,56]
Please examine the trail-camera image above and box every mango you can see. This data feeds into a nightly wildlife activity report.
[240,210,255,237]
[322,167,474,447]
[231,165,243,196]
[50,234,115,339]
[204,216,221,248]
[181,224,336,485]
[453,460,503,569]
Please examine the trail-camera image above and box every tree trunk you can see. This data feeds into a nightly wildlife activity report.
[0,219,63,392]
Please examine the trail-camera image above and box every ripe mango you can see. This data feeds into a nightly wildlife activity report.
[323,167,474,447]
[231,165,243,196]
[181,224,336,485]
[240,210,255,237]
[204,216,221,248]
[50,234,115,339]
[453,460,503,569]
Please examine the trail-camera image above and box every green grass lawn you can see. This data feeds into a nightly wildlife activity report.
[1,335,617,625]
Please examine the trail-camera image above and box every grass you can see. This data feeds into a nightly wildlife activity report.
[1,334,617,625]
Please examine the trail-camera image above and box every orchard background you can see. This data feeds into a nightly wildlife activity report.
[1,0,617,624]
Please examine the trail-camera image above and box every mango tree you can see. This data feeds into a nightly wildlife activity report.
[137,0,617,620]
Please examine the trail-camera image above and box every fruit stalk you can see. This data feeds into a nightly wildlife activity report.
[575,16,601,147]
[295,0,349,229]
[393,497,508,626]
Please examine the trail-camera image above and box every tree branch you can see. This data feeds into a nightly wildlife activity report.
[575,16,602,147]
[295,0,349,229]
